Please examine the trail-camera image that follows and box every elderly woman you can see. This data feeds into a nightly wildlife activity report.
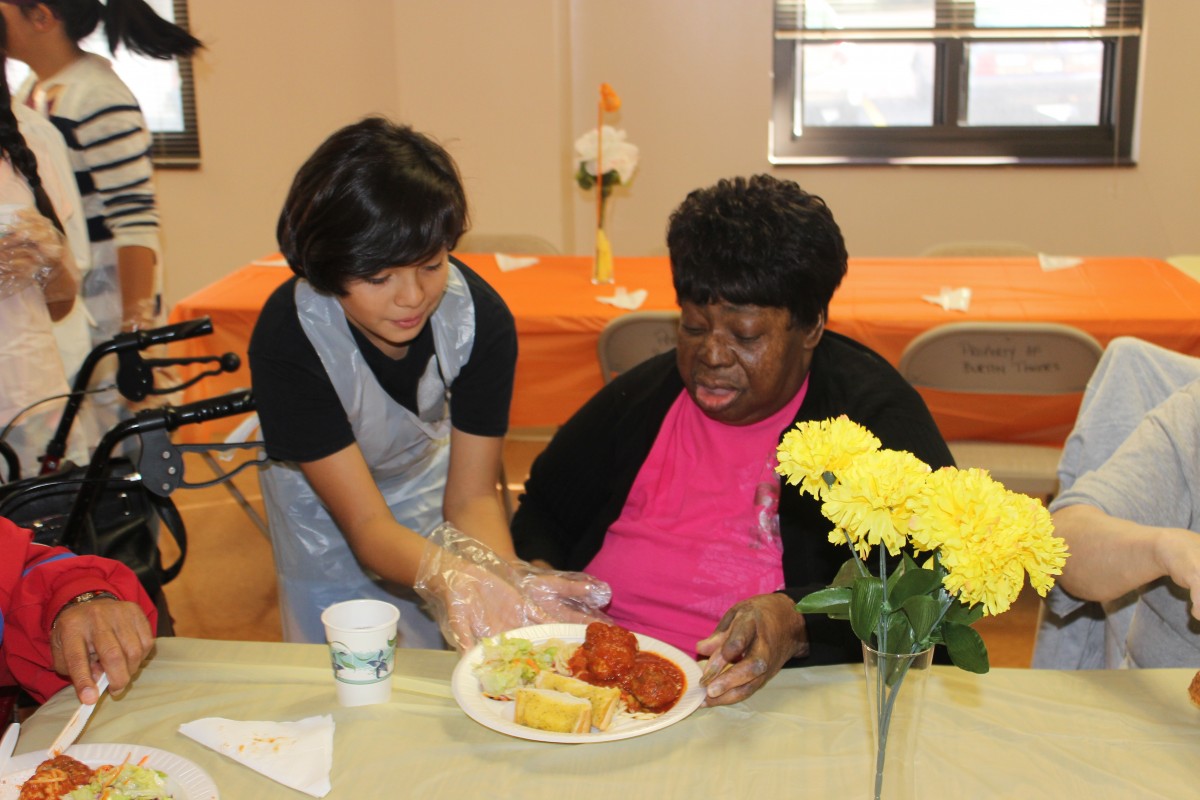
[511,175,953,705]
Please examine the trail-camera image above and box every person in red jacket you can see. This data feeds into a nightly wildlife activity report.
[0,516,156,705]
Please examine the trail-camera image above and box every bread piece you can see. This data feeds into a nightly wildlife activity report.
[1189,669,1200,709]
[513,687,592,734]
[534,671,622,731]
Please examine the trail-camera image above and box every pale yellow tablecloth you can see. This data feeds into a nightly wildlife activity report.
[13,638,1199,798]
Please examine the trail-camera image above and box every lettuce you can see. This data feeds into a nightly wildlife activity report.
[64,763,171,799]
[472,635,573,699]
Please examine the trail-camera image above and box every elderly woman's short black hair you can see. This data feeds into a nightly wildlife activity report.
[666,175,847,329]
[277,117,469,296]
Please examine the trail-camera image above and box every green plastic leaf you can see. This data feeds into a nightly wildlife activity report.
[943,622,990,674]
[885,560,905,599]
[901,594,940,643]
[944,600,986,627]
[795,587,852,616]
[877,647,919,688]
[890,568,942,607]
[830,557,862,588]
[883,611,913,655]
[575,165,596,190]
[850,577,885,643]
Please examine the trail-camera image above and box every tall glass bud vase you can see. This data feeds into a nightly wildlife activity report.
[593,200,614,285]
[862,643,934,800]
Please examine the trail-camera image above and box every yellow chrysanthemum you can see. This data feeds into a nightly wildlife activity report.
[909,468,1068,615]
[783,416,1070,637]
[1005,490,1070,597]
[820,449,930,558]
[776,416,880,501]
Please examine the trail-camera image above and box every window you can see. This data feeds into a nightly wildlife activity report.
[5,0,200,167]
[770,0,1143,165]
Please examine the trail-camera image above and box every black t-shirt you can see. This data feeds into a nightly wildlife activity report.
[248,258,517,462]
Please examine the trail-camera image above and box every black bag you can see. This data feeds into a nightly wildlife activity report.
[0,457,186,599]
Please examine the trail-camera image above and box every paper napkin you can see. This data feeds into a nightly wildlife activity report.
[251,256,289,267]
[1038,253,1083,271]
[920,286,972,312]
[494,253,540,272]
[595,286,648,310]
[179,714,334,798]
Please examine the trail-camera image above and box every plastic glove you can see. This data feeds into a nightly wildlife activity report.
[120,297,160,333]
[414,522,612,652]
[0,207,71,302]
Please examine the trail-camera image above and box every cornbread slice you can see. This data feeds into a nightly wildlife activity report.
[534,671,621,731]
[513,687,592,734]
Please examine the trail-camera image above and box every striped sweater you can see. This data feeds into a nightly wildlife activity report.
[16,52,161,259]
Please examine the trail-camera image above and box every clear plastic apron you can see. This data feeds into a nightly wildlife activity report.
[0,286,88,473]
[0,185,88,473]
[259,265,476,645]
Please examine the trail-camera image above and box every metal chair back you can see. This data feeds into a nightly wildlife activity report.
[597,311,681,384]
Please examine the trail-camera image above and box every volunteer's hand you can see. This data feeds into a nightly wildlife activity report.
[0,208,66,291]
[516,562,612,619]
[414,524,611,651]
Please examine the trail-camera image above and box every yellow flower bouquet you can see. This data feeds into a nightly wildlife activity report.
[776,415,1068,668]
[775,416,1069,798]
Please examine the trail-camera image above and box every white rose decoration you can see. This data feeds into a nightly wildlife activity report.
[574,125,640,186]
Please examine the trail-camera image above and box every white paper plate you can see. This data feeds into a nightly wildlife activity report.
[452,623,705,744]
[0,743,219,799]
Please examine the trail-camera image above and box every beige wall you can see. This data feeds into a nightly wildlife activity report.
[158,0,1200,307]
[157,0,401,304]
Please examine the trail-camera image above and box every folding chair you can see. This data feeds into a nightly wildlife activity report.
[898,321,1104,499]
[919,241,1037,258]
[597,311,681,384]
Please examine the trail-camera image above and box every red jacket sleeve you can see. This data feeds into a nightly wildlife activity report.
[0,517,158,703]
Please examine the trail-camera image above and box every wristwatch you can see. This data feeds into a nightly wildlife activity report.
[52,590,120,629]
[66,590,119,606]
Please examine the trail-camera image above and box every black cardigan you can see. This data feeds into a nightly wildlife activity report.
[511,331,954,664]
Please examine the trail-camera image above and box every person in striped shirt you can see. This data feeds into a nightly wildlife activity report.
[1,0,201,427]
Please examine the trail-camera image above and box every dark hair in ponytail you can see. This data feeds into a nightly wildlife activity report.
[0,13,63,231]
[30,0,202,59]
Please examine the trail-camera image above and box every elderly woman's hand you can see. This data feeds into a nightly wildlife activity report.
[695,593,808,707]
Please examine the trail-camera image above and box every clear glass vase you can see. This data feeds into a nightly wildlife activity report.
[862,642,934,800]
[592,223,614,284]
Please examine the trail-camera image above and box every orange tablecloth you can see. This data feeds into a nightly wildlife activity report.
[169,253,1200,446]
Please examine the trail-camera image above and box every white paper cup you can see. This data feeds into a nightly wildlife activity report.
[320,599,400,707]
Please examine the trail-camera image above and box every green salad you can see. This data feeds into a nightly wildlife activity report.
[64,762,172,800]
[472,634,576,699]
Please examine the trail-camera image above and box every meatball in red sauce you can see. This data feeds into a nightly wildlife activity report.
[568,622,686,713]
